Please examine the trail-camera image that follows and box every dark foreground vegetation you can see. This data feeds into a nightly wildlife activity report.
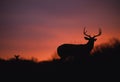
[0,38,120,81]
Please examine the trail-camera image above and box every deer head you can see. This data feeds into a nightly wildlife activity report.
[83,27,101,43]
[14,55,20,60]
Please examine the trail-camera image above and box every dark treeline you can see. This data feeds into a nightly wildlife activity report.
[0,38,120,81]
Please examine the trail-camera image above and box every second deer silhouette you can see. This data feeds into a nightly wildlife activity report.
[57,27,102,62]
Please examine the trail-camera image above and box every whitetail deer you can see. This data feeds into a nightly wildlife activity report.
[57,27,101,61]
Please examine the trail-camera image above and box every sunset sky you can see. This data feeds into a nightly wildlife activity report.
[0,0,120,61]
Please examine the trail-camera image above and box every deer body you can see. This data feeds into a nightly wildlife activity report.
[57,41,94,58]
[57,28,101,61]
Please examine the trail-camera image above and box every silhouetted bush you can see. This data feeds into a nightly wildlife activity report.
[92,38,120,64]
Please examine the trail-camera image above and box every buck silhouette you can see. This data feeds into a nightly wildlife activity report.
[57,28,102,62]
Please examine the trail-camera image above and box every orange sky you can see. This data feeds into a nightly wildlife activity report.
[0,0,120,61]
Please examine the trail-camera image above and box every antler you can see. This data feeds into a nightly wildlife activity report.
[93,28,102,38]
[83,27,91,37]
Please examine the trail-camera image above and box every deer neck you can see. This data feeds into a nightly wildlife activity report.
[86,40,95,50]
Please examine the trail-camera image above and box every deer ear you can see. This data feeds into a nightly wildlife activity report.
[84,37,90,40]
[94,38,97,41]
